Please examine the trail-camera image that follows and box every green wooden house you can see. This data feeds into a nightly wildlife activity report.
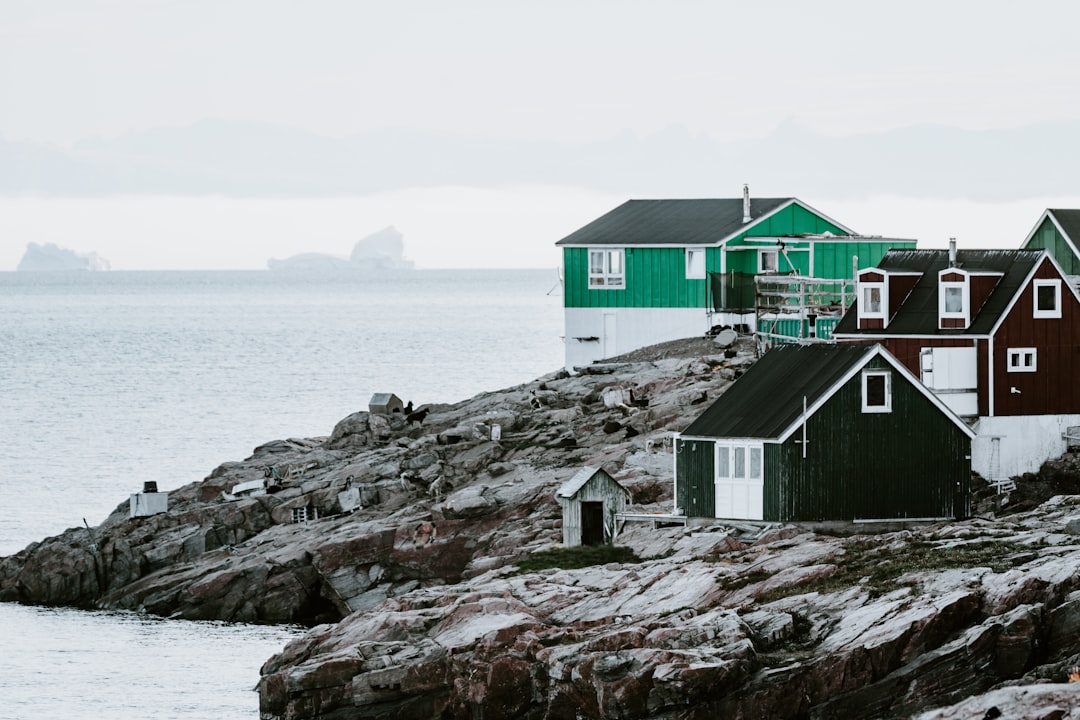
[555,187,915,368]
[1021,208,1080,277]
[674,343,974,522]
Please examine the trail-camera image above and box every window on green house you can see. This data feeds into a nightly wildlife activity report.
[588,249,624,288]
[686,248,706,279]
[759,249,779,274]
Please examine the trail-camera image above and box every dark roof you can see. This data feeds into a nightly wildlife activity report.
[832,249,1045,337]
[1049,209,1080,249]
[555,198,796,246]
[680,344,875,439]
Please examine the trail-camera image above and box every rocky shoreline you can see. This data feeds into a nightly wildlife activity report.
[4,336,1080,719]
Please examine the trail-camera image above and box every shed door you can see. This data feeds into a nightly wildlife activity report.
[715,443,764,520]
[601,312,617,359]
[581,501,605,545]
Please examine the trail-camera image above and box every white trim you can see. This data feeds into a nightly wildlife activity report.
[1022,209,1080,267]
[859,281,887,321]
[776,345,977,442]
[834,332,992,340]
[759,248,779,273]
[988,335,995,417]
[1047,211,1080,265]
[938,268,970,328]
[587,248,625,288]
[861,369,893,413]
[989,251,1080,336]
[1006,347,1037,373]
[1033,278,1062,319]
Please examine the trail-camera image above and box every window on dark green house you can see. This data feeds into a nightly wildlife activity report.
[861,370,892,413]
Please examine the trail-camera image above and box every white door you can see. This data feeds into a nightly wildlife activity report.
[715,443,764,520]
[920,346,978,415]
[601,312,617,359]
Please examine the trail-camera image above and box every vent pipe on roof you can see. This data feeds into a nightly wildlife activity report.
[948,238,957,267]
[742,184,751,223]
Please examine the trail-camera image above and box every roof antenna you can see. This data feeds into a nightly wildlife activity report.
[742,184,751,224]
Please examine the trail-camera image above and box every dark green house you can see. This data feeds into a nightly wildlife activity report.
[674,344,974,522]
[556,187,915,368]
[1021,208,1080,276]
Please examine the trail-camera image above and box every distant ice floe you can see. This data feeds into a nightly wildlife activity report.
[268,226,415,271]
[16,242,111,272]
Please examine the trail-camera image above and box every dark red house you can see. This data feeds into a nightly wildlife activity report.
[832,242,1080,483]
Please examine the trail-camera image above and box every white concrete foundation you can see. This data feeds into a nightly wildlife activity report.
[563,307,749,369]
[972,414,1080,481]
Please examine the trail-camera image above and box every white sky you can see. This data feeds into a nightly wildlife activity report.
[3,0,1079,146]
[2,1,1080,269]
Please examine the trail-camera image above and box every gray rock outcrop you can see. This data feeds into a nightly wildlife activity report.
[4,335,1080,719]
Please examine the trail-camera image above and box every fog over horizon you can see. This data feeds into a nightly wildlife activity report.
[3,2,1079,271]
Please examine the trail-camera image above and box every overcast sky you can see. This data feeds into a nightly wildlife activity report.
[5,0,1079,146]
[2,1,1079,269]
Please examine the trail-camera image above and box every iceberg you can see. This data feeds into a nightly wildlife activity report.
[268,226,414,272]
[17,242,111,272]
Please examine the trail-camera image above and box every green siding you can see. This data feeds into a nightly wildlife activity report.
[562,203,916,311]
[676,438,714,518]
[1025,218,1080,275]
[813,240,916,279]
[763,356,970,522]
[563,246,709,309]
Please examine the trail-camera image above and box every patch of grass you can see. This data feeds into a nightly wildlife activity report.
[513,544,641,575]
[753,539,1032,604]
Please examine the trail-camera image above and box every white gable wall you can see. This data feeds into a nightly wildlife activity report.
[973,414,1080,482]
[563,307,751,369]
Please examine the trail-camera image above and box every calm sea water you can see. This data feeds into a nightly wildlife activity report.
[0,268,564,719]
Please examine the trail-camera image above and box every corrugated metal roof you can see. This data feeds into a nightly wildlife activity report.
[1049,209,1080,249]
[557,466,605,499]
[554,198,796,247]
[832,249,1044,336]
[680,344,875,439]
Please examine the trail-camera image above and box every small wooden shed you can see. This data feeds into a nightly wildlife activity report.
[369,393,404,415]
[555,467,629,546]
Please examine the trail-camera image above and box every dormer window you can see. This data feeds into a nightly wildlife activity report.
[943,285,964,314]
[862,285,884,315]
[938,270,970,328]
[1033,279,1061,319]
[588,249,624,288]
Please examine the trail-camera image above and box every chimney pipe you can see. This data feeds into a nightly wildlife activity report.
[742,184,751,224]
[948,238,957,267]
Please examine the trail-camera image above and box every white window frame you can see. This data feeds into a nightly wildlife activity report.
[1007,347,1037,373]
[1033,279,1062,319]
[759,249,779,274]
[939,280,969,326]
[588,248,624,288]
[859,282,886,320]
[861,370,892,413]
[685,247,706,279]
